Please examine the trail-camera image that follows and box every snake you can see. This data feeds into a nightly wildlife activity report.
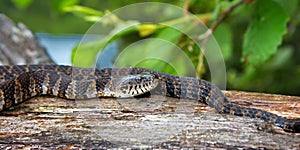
[0,65,299,133]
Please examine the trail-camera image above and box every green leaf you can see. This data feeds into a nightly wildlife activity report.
[62,5,103,17]
[114,27,195,76]
[72,21,139,67]
[136,23,161,37]
[228,47,293,93]
[274,0,298,16]
[242,0,289,65]
[52,0,80,13]
[213,24,233,60]
[62,5,103,22]
[115,27,182,68]
[11,0,33,10]
[71,37,108,67]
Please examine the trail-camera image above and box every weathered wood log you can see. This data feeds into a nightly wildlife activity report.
[0,91,299,149]
[0,14,53,65]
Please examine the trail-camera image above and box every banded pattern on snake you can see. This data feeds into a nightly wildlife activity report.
[0,65,299,133]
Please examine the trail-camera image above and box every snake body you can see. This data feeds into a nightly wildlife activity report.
[0,65,299,133]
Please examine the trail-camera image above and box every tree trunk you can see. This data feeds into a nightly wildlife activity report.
[0,14,53,65]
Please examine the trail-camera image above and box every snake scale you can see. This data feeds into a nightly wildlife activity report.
[0,65,299,133]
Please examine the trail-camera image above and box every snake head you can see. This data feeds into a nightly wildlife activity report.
[115,72,159,98]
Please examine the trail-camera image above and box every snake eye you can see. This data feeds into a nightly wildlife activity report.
[135,76,141,83]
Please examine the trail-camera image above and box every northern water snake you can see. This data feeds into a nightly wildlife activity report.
[0,65,299,133]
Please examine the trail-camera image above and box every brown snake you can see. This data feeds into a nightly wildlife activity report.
[0,65,299,133]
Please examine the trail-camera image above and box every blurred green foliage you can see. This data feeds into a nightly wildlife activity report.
[1,0,300,95]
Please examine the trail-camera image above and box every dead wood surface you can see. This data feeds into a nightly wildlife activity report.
[0,13,53,65]
[0,91,299,149]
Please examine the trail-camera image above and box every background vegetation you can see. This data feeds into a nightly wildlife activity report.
[1,0,300,95]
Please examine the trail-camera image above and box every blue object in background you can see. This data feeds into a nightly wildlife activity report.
[36,33,118,67]
[36,33,80,65]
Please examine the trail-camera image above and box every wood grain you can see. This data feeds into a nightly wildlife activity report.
[0,91,299,149]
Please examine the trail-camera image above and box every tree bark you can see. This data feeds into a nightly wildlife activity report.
[0,91,299,149]
[0,14,53,65]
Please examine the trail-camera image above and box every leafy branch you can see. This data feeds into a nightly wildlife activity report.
[196,0,245,78]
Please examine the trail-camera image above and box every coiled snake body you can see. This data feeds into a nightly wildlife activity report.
[0,65,299,133]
